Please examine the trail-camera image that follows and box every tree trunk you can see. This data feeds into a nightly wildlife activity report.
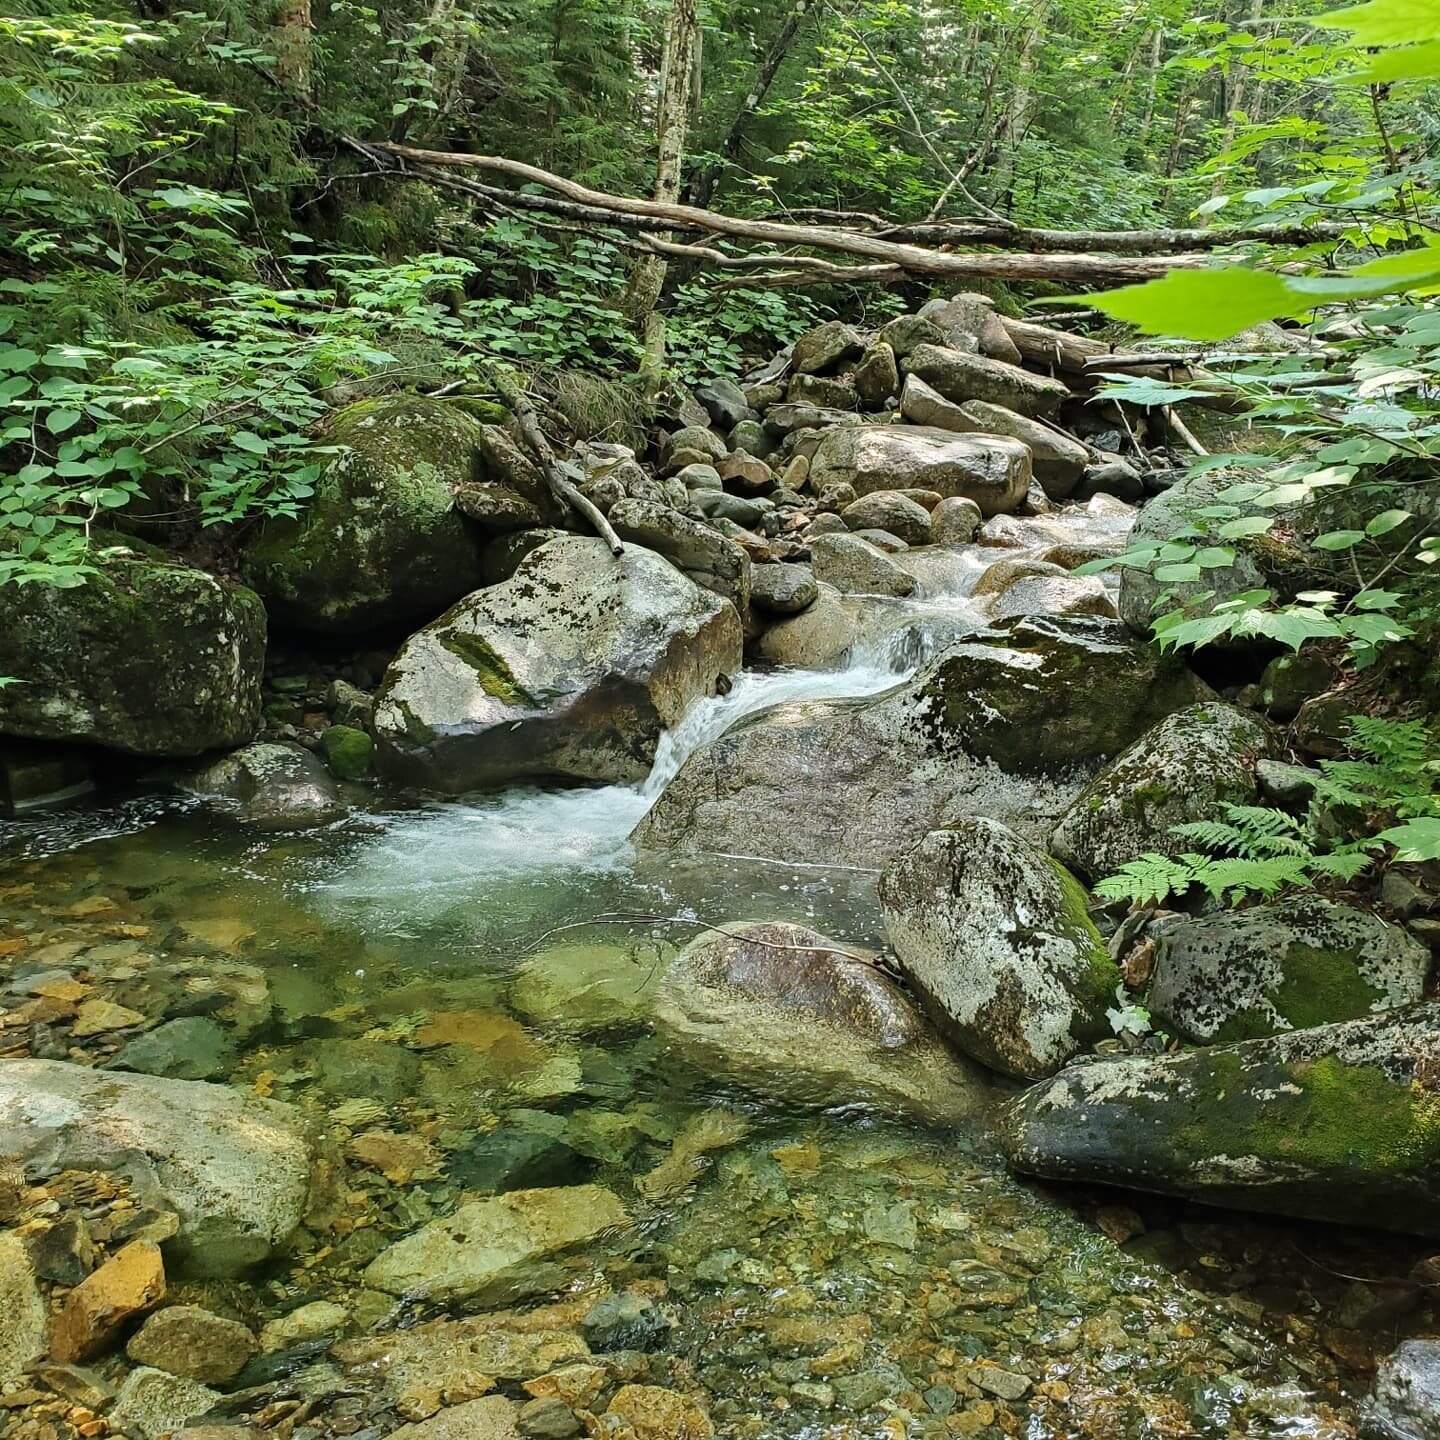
[273,0,314,96]
[622,0,702,388]
[686,0,815,207]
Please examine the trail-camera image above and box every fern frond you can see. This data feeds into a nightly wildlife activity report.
[1093,854,1197,907]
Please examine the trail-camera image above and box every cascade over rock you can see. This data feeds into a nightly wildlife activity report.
[374,536,742,791]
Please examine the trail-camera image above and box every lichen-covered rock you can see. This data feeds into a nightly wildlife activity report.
[0,548,264,757]
[652,921,987,1120]
[930,496,983,544]
[905,343,1070,417]
[109,1367,221,1440]
[243,396,488,633]
[1050,703,1276,881]
[0,1234,46,1383]
[792,321,864,375]
[0,1061,317,1276]
[748,563,818,617]
[126,1305,258,1385]
[807,425,1031,516]
[187,742,346,831]
[362,1185,630,1305]
[1362,1340,1440,1440]
[374,537,742,792]
[914,615,1209,773]
[1147,897,1432,1044]
[879,822,1120,1079]
[1000,1004,1440,1238]
[984,573,1117,623]
[854,342,900,404]
[919,294,1023,364]
[809,532,917,598]
[841,491,933,545]
[606,498,751,618]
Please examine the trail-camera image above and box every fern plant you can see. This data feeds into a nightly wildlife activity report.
[1095,718,1439,907]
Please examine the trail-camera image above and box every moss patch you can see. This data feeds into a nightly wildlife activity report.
[437,632,535,707]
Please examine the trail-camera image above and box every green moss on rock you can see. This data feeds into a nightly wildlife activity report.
[319,725,374,781]
[242,395,489,634]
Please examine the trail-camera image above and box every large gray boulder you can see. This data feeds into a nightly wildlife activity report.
[806,425,1031,516]
[905,343,1070,417]
[1000,1004,1440,1238]
[792,321,864,375]
[1363,1341,1440,1440]
[0,1060,318,1275]
[1050,703,1276,881]
[606,498,751,617]
[243,396,487,633]
[1146,897,1432,1044]
[187,741,346,831]
[879,822,1121,1079]
[374,537,742,791]
[0,549,264,757]
[635,616,1202,868]
[652,921,987,1120]
[809,532,917,597]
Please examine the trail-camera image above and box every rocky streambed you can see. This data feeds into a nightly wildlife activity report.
[2,294,1439,1440]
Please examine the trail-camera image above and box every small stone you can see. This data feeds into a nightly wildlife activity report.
[109,1367,222,1440]
[258,1300,349,1353]
[605,1384,714,1439]
[582,1292,671,1353]
[517,1397,580,1439]
[385,1397,521,1440]
[970,1366,1030,1401]
[346,1130,440,1185]
[110,1017,238,1082]
[930,496,983,545]
[33,1364,115,1410]
[523,1364,608,1410]
[26,1213,94,1286]
[790,1381,835,1408]
[320,724,373,781]
[126,1304,258,1385]
[51,1239,165,1364]
[71,998,146,1037]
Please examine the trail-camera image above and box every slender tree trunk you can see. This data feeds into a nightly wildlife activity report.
[686,0,814,207]
[1139,25,1163,149]
[273,0,314,96]
[623,0,702,390]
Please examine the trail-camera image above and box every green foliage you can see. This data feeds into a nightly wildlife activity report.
[1097,718,1440,906]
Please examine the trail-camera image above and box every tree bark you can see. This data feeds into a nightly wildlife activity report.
[273,0,314,96]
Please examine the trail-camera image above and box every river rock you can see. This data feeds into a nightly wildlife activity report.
[1362,1340,1440,1440]
[985,573,1117,622]
[788,373,859,410]
[126,1305,257,1385]
[751,582,862,667]
[1001,1004,1440,1237]
[842,491,932,545]
[1147,897,1432,1043]
[243,396,486,633]
[363,1185,630,1304]
[110,1367,222,1440]
[854,342,900,404]
[187,742,346,831]
[638,617,1200,867]
[0,548,264,757]
[373,537,742,791]
[0,1233,46,1382]
[749,562,818,616]
[807,424,1031,516]
[51,1239,166,1363]
[792,321,864,374]
[0,1061,316,1276]
[879,822,1120,1078]
[606,498,751,617]
[606,1385,714,1439]
[926,393,1089,499]
[386,1398,522,1440]
[1050,702,1277,880]
[664,426,727,466]
[905,343,1069,417]
[694,377,750,430]
[258,1300,349,1353]
[111,1017,238,1082]
[653,921,987,1121]
[920,294,1023,364]
[809,532,917,597]
[930,495,983,544]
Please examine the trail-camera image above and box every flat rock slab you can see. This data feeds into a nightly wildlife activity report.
[0,1060,316,1276]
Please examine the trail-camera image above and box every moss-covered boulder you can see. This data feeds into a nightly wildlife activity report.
[1000,1004,1440,1237]
[1050,703,1277,881]
[916,615,1210,772]
[1146,897,1431,1044]
[373,536,742,791]
[879,821,1122,1079]
[187,741,346,831]
[0,549,264,756]
[242,396,488,633]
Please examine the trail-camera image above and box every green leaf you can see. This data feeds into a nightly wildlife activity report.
[1217,516,1274,539]
[1353,589,1403,611]
[1154,562,1203,582]
[231,431,269,455]
[1365,508,1412,536]
[1376,817,1440,861]
[45,408,82,435]
[1316,0,1440,48]
[1312,529,1366,551]
[1079,269,1299,342]
[1342,38,1440,82]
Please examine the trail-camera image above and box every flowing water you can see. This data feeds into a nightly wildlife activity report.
[2,521,1433,1439]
